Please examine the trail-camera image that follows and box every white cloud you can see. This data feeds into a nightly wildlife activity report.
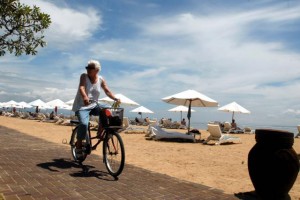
[284,109,300,115]
[92,5,300,90]
[20,0,102,48]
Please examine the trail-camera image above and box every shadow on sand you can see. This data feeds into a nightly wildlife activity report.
[234,191,258,200]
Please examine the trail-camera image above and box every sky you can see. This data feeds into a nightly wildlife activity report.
[1,0,300,129]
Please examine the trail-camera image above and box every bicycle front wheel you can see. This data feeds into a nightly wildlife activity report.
[103,131,125,177]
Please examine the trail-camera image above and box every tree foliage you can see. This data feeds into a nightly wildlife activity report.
[0,0,51,56]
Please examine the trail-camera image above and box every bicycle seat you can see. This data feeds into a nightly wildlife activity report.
[70,120,80,124]
[70,120,96,126]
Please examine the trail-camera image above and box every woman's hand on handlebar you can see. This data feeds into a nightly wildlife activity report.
[83,97,90,105]
[112,98,121,108]
[115,98,121,104]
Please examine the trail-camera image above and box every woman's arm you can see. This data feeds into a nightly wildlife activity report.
[79,74,89,105]
[101,78,119,102]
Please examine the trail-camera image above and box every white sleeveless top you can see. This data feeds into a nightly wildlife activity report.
[72,73,103,112]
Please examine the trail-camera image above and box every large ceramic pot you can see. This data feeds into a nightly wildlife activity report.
[248,129,299,200]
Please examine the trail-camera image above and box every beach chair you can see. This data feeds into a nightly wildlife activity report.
[170,121,181,129]
[142,117,157,126]
[203,124,241,145]
[123,117,130,129]
[296,125,300,138]
[161,119,172,128]
[123,117,147,134]
[243,127,253,134]
[147,124,195,142]
[223,122,231,132]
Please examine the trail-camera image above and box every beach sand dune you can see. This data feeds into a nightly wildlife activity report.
[0,116,299,199]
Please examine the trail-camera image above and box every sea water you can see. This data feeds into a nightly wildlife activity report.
[24,108,299,137]
[190,122,299,137]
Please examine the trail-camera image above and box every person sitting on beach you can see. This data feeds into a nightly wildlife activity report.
[160,117,165,125]
[181,118,186,126]
[72,60,120,158]
[179,118,187,129]
[135,117,140,123]
[231,119,237,130]
[231,119,243,133]
[232,119,242,130]
[145,117,150,123]
[49,111,55,120]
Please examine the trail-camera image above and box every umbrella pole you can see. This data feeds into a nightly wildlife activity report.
[180,111,182,121]
[232,112,234,121]
[187,100,192,133]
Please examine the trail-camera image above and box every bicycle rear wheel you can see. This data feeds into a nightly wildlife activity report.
[70,126,87,162]
[103,131,125,177]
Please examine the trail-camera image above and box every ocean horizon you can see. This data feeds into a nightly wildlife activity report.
[190,121,299,136]
[18,107,299,136]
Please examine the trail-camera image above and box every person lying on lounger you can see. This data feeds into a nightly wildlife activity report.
[230,119,243,133]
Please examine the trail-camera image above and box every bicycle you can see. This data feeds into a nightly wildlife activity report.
[69,101,125,177]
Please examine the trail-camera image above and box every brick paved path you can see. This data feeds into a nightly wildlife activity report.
[0,125,237,200]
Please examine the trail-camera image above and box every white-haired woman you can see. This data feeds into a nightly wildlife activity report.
[72,60,120,157]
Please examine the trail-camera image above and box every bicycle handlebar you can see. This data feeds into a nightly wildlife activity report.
[89,99,121,108]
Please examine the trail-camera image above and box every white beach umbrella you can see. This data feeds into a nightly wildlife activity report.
[17,101,32,109]
[46,99,71,114]
[1,102,7,108]
[168,105,195,121]
[1,102,8,108]
[46,99,69,108]
[218,101,250,121]
[65,99,74,106]
[99,93,139,106]
[2,100,18,112]
[0,102,6,109]
[3,100,18,107]
[29,99,47,107]
[28,99,51,111]
[62,105,72,110]
[130,106,154,118]
[162,89,218,132]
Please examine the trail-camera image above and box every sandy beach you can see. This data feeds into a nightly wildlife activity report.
[0,116,299,199]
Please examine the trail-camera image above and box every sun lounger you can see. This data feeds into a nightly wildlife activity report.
[229,129,244,134]
[243,127,253,134]
[223,122,231,132]
[61,119,72,126]
[296,125,300,138]
[143,117,157,126]
[123,117,147,133]
[204,124,241,145]
[147,124,195,142]
[161,119,172,128]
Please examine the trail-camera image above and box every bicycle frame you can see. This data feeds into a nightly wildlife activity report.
[90,127,122,151]
[89,125,106,152]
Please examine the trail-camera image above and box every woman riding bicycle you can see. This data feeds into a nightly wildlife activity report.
[72,60,120,158]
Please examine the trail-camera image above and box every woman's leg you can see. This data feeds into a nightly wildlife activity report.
[90,106,103,135]
[75,109,90,149]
